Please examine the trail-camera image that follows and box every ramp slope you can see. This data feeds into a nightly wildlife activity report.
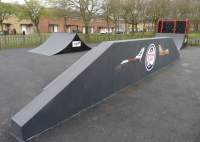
[12,37,180,141]
[155,33,188,50]
[29,33,91,56]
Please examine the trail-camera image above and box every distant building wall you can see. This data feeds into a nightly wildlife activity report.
[38,17,115,33]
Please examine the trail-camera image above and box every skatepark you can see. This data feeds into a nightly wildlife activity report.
[1,20,200,142]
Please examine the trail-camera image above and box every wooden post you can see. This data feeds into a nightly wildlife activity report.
[4,36,7,48]
[40,35,42,45]
[0,37,2,49]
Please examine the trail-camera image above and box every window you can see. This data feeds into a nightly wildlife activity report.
[91,19,94,22]
[97,19,101,22]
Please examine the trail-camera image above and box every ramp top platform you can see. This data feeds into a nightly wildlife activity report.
[157,19,190,34]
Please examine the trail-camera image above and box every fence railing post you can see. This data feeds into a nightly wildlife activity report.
[0,37,2,49]
[40,36,42,45]
[23,35,26,47]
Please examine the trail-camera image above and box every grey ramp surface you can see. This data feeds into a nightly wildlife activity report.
[12,37,180,141]
[0,47,89,142]
[29,33,91,56]
[155,33,187,50]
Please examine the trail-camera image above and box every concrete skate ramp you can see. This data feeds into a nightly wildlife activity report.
[29,33,91,56]
[155,33,188,50]
[12,37,180,141]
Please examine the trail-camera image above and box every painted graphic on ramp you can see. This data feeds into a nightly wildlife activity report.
[116,47,145,69]
[159,45,169,56]
[145,44,156,71]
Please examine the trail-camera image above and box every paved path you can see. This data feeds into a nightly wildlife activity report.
[0,45,200,142]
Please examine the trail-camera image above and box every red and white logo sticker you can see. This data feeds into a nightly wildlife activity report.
[145,44,156,71]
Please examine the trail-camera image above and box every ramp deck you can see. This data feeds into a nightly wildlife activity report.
[0,45,200,142]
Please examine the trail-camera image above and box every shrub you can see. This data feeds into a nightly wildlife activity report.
[13,29,16,34]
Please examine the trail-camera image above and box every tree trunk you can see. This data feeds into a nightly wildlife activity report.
[143,22,145,35]
[106,16,110,40]
[152,22,154,34]
[83,20,89,42]
[154,21,157,35]
[118,17,119,33]
[64,19,66,32]
[0,20,4,35]
[35,22,41,36]
[125,22,127,35]
[114,17,117,34]
[131,22,134,36]
[135,24,138,33]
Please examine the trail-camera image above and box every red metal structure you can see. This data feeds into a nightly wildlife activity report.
[157,19,190,34]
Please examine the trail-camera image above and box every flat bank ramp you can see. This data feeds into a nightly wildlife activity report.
[155,33,188,50]
[29,33,91,56]
[12,37,180,141]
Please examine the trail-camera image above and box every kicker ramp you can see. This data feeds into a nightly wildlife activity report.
[29,33,91,56]
[155,33,188,50]
[12,37,180,141]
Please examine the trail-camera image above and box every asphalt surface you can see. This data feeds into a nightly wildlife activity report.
[0,45,200,142]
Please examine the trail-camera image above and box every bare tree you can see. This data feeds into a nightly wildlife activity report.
[110,0,121,34]
[147,0,171,34]
[101,0,113,35]
[127,0,143,35]
[51,0,73,32]
[140,0,148,35]
[19,0,51,35]
[70,0,100,41]
[120,0,130,35]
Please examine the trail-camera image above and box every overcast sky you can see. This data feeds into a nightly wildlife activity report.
[1,0,25,4]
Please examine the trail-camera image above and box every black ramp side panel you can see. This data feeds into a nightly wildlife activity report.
[158,21,162,33]
[12,37,180,141]
[162,21,174,33]
[175,21,186,34]
[29,33,91,56]
[155,33,188,50]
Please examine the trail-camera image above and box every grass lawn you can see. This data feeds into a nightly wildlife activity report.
[188,31,200,37]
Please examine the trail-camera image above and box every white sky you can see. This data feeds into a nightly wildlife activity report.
[1,0,25,4]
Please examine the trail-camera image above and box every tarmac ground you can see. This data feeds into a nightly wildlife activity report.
[0,44,200,142]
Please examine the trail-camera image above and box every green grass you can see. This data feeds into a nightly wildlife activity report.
[188,31,200,37]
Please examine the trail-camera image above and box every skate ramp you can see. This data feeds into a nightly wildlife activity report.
[155,33,188,50]
[12,37,180,141]
[29,33,91,56]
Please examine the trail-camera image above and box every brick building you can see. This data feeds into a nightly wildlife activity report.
[1,14,33,35]
[38,17,115,33]
[0,1,33,35]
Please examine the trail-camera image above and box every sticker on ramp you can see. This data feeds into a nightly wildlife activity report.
[72,41,81,47]
[115,47,145,70]
[159,45,169,56]
[145,44,156,71]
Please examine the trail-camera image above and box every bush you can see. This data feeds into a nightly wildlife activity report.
[23,31,25,35]
[13,29,16,34]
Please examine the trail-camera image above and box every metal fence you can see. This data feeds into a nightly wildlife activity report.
[0,34,199,49]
